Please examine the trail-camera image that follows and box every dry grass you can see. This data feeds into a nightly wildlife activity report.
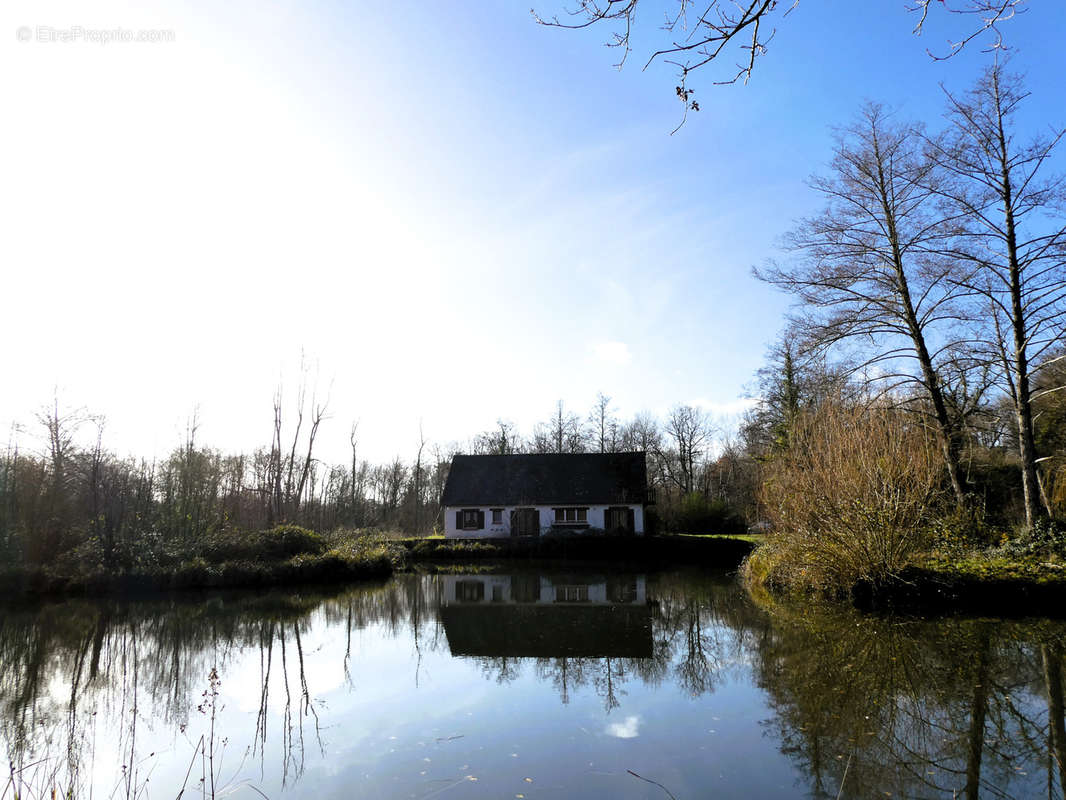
[745,401,947,594]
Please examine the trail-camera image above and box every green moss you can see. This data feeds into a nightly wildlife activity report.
[917,553,1066,584]
[676,533,765,544]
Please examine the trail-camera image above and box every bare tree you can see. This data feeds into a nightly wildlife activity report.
[413,422,426,535]
[758,104,972,506]
[925,64,1066,526]
[619,412,661,453]
[531,400,587,453]
[34,396,90,563]
[663,404,714,495]
[533,0,1024,126]
[472,419,523,455]
[588,392,619,453]
[267,371,330,524]
[619,411,666,493]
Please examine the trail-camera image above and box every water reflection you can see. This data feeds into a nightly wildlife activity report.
[440,574,652,658]
[1,572,1065,798]
[754,608,1066,799]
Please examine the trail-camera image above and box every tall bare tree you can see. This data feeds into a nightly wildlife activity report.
[267,373,330,524]
[663,404,713,495]
[412,422,426,535]
[532,400,586,453]
[758,104,971,506]
[588,392,618,453]
[472,419,523,455]
[925,63,1066,526]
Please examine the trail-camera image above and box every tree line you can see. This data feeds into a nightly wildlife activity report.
[740,62,1066,592]
[0,383,761,570]
[754,63,1064,518]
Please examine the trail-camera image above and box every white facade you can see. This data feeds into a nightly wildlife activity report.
[441,574,647,605]
[442,504,645,538]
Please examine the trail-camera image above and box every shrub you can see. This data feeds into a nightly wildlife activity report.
[928,507,997,556]
[675,493,748,535]
[200,524,325,564]
[749,401,947,594]
[262,524,325,559]
[994,518,1066,559]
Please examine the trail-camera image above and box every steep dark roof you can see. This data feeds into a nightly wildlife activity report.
[441,452,648,506]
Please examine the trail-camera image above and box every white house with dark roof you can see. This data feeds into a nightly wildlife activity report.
[440,452,649,538]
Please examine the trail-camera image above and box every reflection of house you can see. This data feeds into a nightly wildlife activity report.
[441,452,649,538]
[439,574,652,658]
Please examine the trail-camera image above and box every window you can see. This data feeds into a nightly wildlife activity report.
[608,579,638,603]
[491,509,503,525]
[555,584,589,603]
[458,509,483,530]
[456,580,485,602]
[553,507,588,524]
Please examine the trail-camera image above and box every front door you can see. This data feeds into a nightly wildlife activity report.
[606,506,634,533]
[510,508,539,537]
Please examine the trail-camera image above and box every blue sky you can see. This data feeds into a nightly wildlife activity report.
[2,1,1063,463]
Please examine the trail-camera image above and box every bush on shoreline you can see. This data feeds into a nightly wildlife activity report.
[743,402,947,596]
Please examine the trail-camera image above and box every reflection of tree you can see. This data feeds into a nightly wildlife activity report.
[1046,644,1066,794]
[6,571,1066,799]
[0,582,441,798]
[535,657,589,705]
[593,657,626,713]
[749,601,1066,799]
[963,630,990,800]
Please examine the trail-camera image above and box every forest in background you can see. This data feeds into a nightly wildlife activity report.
[0,379,756,574]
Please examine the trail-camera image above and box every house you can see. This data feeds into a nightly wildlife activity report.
[440,452,649,538]
[439,572,651,658]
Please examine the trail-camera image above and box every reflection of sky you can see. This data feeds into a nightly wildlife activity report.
[605,715,640,738]
[20,588,803,799]
[12,575,1064,800]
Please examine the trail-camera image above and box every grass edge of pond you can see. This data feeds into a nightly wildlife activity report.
[743,539,1066,617]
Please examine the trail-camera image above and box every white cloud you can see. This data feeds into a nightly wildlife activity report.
[604,715,641,739]
[592,341,632,366]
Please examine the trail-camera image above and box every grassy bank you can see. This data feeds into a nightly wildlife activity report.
[0,525,402,599]
[743,523,1066,616]
[0,528,759,599]
[398,533,758,566]
[851,554,1066,616]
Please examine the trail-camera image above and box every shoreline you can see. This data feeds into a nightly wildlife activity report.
[0,534,757,601]
[7,534,1066,619]
[852,560,1066,618]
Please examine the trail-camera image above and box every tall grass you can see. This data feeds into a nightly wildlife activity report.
[744,401,947,594]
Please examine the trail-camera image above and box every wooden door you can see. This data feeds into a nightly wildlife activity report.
[510,508,538,537]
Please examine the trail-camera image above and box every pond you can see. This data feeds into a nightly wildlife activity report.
[3,568,1065,799]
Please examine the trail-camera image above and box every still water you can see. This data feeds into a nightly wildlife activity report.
[4,569,1066,799]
